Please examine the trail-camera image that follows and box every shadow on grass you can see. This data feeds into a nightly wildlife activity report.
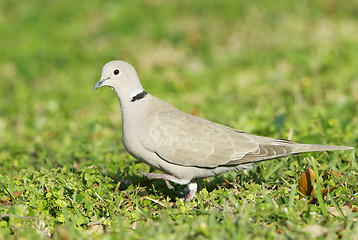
[106,166,268,201]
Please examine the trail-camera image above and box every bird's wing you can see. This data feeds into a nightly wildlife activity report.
[142,108,295,168]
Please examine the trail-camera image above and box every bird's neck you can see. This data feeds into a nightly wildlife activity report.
[116,87,145,104]
[116,88,148,120]
[117,89,151,141]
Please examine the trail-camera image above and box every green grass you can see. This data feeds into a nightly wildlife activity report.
[1,0,358,239]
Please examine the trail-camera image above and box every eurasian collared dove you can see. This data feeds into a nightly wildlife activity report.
[93,60,353,201]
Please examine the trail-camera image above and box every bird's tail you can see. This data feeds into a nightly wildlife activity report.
[292,143,353,154]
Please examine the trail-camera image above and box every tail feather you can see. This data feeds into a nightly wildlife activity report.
[292,143,353,154]
[232,142,353,166]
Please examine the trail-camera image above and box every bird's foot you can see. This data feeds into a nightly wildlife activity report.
[139,172,198,201]
[164,180,174,189]
[184,183,198,201]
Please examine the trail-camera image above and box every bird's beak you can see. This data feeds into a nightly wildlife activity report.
[93,78,109,91]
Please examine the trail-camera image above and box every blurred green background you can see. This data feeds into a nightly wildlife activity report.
[0,0,357,238]
[1,0,357,173]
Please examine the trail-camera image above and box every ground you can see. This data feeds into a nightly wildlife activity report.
[0,0,357,239]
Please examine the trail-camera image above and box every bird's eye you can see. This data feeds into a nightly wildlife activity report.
[113,69,120,75]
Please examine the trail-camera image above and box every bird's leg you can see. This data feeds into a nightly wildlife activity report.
[185,182,198,201]
[164,180,174,189]
[139,172,198,201]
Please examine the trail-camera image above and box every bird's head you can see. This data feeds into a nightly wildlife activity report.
[93,60,143,96]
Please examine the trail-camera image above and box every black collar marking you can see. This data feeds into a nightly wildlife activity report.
[131,90,148,102]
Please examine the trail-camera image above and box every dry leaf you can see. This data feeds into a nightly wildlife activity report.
[131,221,138,230]
[87,223,104,234]
[306,187,336,205]
[320,186,335,198]
[55,226,69,240]
[306,198,316,205]
[73,163,81,171]
[1,190,24,206]
[327,206,357,217]
[298,168,316,198]
[344,202,358,212]
[329,169,342,177]
[298,168,338,204]
[6,190,23,201]
[302,224,327,238]
[0,199,10,206]
[168,201,176,208]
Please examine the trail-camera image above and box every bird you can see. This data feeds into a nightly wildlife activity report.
[93,60,353,201]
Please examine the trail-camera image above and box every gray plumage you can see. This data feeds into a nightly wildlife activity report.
[93,60,353,201]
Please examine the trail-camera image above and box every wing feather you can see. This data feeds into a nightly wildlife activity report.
[144,110,258,168]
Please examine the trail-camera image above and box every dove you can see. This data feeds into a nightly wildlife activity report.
[93,60,353,201]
